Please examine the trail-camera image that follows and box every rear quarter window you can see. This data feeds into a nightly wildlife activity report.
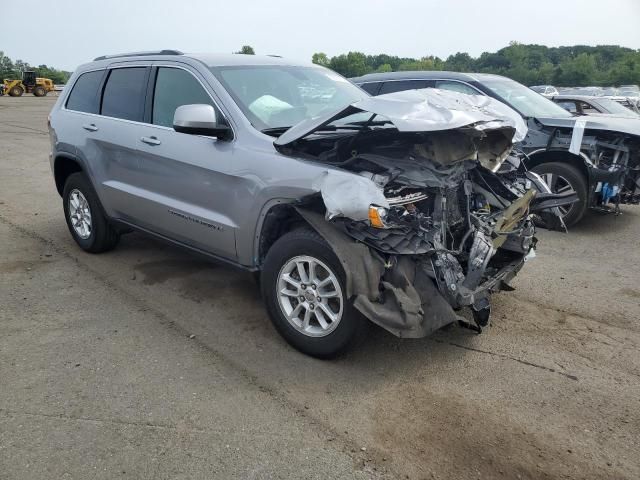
[359,82,381,95]
[101,67,148,122]
[65,70,104,114]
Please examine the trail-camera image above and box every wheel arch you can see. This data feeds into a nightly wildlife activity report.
[53,154,84,196]
[254,202,310,268]
[524,149,591,183]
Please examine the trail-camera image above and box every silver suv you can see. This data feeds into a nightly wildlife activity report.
[49,51,559,357]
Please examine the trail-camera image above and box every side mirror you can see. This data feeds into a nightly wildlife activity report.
[173,104,232,140]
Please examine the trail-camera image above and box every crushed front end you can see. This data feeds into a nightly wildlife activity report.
[276,89,571,337]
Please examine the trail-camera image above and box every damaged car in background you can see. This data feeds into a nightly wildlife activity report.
[351,71,640,226]
[50,54,574,358]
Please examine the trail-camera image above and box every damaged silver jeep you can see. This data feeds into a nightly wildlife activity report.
[50,53,573,358]
[263,88,573,356]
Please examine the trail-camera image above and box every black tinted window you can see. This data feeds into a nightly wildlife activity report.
[378,80,428,95]
[152,68,215,127]
[101,68,147,121]
[359,82,381,95]
[66,70,104,113]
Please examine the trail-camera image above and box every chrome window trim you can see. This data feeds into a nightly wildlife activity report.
[62,62,236,140]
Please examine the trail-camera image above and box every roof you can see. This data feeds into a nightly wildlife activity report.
[88,50,310,68]
[188,53,310,67]
[349,70,507,84]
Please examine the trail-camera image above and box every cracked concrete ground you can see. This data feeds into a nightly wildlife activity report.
[1,96,639,479]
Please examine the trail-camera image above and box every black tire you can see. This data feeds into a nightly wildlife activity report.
[62,173,119,253]
[9,85,23,97]
[261,227,366,358]
[33,86,46,97]
[531,161,588,227]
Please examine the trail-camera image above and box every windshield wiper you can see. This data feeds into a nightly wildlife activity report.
[343,119,394,127]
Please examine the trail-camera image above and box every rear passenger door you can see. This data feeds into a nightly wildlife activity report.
[128,65,237,259]
[68,65,150,219]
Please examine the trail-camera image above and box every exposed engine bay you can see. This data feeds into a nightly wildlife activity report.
[273,90,576,336]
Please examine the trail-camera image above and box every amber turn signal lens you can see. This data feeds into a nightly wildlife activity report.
[368,206,388,228]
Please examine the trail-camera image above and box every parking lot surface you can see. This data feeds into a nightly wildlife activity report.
[1,96,639,479]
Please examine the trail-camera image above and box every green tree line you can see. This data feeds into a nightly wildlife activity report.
[1,51,71,84]
[3,43,640,87]
[312,42,640,86]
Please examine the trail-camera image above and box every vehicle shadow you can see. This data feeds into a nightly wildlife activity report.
[121,233,489,375]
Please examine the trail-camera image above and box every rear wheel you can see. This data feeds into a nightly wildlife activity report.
[531,161,588,227]
[261,228,366,358]
[33,86,46,97]
[9,85,24,97]
[62,173,119,253]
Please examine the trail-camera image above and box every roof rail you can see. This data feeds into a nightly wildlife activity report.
[93,50,183,61]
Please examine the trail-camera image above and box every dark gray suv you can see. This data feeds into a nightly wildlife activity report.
[49,51,556,357]
[351,71,640,226]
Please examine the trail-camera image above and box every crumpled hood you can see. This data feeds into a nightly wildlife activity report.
[536,115,640,137]
[275,88,528,146]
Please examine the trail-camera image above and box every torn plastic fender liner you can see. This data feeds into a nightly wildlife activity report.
[295,208,461,338]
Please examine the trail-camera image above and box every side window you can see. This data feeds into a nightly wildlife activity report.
[359,82,381,95]
[152,67,216,128]
[578,101,599,114]
[557,101,577,113]
[65,70,104,113]
[101,67,147,121]
[434,80,480,96]
[378,80,429,95]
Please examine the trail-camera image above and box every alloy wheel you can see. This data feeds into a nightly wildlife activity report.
[276,255,344,337]
[68,189,92,239]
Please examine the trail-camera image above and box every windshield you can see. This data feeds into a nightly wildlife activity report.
[210,65,368,131]
[481,77,573,118]
[597,98,639,117]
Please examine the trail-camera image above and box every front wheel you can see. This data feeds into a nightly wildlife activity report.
[531,162,588,227]
[9,85,24,97]
[33,86,46,97]
[261,228,366,358]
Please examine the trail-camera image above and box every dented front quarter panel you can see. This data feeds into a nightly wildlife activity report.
[270,95,543,337]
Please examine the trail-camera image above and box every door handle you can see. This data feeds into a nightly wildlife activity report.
[82,123,98,132]
[141,136,161,146]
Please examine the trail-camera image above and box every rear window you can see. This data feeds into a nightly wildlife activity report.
[101,67,147,121]
[66,70,104,113]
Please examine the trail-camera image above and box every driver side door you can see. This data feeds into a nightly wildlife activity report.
[126,65,238,259]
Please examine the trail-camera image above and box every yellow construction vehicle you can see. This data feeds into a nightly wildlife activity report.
[2,71,55,97]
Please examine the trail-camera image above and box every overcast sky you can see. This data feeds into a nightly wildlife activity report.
[2,0,639,71]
